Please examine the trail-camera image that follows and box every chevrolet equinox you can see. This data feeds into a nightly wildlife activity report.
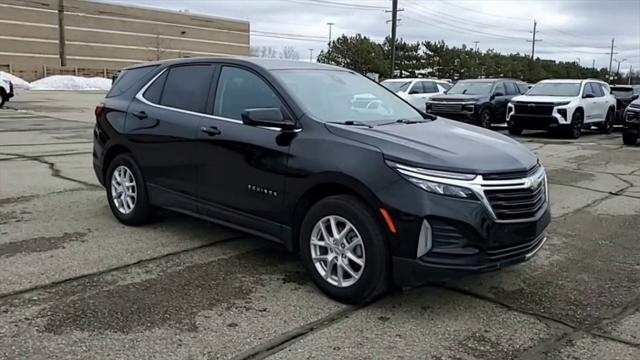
[93,58,550,304]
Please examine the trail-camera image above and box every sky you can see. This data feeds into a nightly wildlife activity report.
[98,0,640,72]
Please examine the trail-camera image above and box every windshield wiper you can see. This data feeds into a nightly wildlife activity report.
[379,118,429,126]
[327,120,373,128]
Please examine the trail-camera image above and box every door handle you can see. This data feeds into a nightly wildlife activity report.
[132,111,147,120]
[200,126,221,136]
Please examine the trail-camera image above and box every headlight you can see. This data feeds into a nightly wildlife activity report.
[386,161,478,199]
[553,101,571,106]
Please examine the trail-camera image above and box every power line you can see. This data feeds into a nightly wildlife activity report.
[439,0,531,22]
[402,11,524,41]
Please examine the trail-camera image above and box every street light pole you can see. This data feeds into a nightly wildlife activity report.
[327,22,334,44]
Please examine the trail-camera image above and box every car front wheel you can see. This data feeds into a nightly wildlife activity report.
[566,111,583,139]
[300,195,390,304]
[478,108,492,129]
[106,153,153,225]
[623,128,639,145]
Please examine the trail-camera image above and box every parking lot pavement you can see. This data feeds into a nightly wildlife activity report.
[1,99,639,359]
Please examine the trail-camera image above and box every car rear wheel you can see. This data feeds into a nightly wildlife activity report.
[106,153,153,225]
[565,111,583,139]
[300,195,390,304]
[478,108,492,129]
[623,128,639,145]
[599,109,614,134]
[0,90,6,108]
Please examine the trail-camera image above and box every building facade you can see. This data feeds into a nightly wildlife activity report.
[0,0,250,81]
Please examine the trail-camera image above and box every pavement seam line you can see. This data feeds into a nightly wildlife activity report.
[0,141,93,147]
[0,151,100,188]
[0,234,252,301]
[230,305,361,360]
[0,151,93,162]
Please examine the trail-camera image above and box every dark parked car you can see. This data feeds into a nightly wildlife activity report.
[93,58,550,303]
[611,85,640,124]
[623,98,640,145]
[426,79,528,128]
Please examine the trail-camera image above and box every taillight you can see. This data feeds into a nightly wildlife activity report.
[94,103,105,119]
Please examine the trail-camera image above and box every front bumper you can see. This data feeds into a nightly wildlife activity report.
[376,167,551,287]
[625,109,640,126]
[508,114,561,130]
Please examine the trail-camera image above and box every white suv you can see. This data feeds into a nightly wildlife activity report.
[507,79,616,138]
[381,78,450,111]
[0,77,14,108]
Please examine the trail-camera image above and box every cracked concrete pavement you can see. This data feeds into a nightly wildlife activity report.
[0,92,639,359]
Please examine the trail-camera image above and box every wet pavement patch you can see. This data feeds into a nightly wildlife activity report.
[36,245,301,335]
[0,231,88,258]
[547,168,595,186]
[453,206,640,327]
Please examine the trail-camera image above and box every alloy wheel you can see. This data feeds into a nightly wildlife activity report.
[310,215,366,288]
[479,110,491,128]
[110,165,137,214]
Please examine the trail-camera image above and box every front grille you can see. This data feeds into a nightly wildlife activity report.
[431,103,462,112]
[627,109,640,121]
[514,102,554,116]
[484,184,546,220]
[483,164,540,180]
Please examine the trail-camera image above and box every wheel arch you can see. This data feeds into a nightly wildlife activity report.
[102,144,133,182]
[287,174,386,254]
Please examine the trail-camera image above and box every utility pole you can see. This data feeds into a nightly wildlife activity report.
[608,38,615,83]
[473,41,480,52]
[326,22,334,44]
[614,58,627,84]
[58,0,66,66]
[308,48,314,62]
[526,20,541,60]
[592,59,595,70]
[629,65,633,85]
[385,0,403,78]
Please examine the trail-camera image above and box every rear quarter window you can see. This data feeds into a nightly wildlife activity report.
[106,65,158,98]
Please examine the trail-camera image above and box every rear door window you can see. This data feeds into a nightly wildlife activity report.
[159,64,214,113]
[505,82,519,95]
[590,82,604,97]
[583,83,596,97]
[420,81,439,93]
[106,65,158,98]
[213,66,283,121]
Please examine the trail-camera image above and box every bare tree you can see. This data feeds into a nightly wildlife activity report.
[280,46,300,60]
[250,46,278,58]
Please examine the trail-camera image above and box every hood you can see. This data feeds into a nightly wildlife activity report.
[430,94,486,102]
[512,95,576,103]
[326,118,537,174]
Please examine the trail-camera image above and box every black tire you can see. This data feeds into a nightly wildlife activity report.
[599,109,614,134]
[565,111,583,139]
[105,153,153,225]
[623,128,639,145]
[0,90,6,109]
[299,195,390,304]
[477,108,492,129]
[508,124,523,135]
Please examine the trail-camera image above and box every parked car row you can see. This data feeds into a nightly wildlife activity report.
[380,78,451,111]
[383,76,638,141]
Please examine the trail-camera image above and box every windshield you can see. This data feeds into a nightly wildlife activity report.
[447,81,493,95]
[273,70,423,124]
[527,83,581,96]
[381,80,411,93]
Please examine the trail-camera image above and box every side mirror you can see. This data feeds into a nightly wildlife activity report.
[241,108,294,130]
[632,94,639,101]
[583,93,595,99]
[493,92,505,97]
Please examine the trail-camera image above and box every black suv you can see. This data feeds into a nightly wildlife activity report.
[426,79,528,128]
[93,58,550,303]
[623,98,640,145]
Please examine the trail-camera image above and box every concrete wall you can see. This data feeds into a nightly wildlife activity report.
[0,0,250,81]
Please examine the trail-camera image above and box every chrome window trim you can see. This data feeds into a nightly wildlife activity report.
[393,163,549,223]
[134,68,300,132]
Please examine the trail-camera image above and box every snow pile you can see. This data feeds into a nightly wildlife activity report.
[0,71,31,89]
[30,75,111,91]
